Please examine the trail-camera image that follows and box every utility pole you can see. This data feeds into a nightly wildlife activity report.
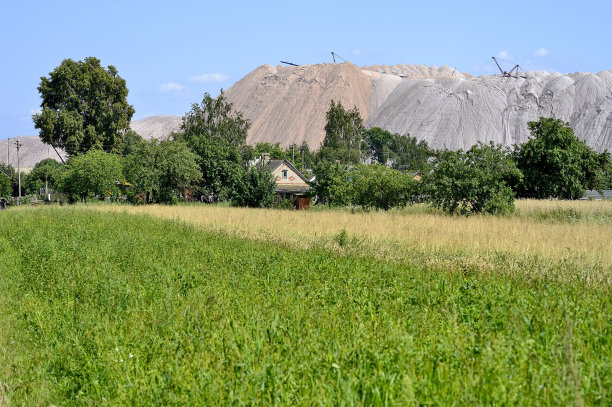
[15,139,21,205]
[45,146,49,199]
[7,138,10,178]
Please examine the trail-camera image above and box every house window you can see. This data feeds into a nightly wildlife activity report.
[281,170,288,179]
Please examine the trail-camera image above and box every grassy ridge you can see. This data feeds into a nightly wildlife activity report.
[0,208,610,405]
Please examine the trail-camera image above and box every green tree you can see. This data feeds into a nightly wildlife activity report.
[175,91,250,201]
[515,118,610,199]
[232,166,276,208]
[348,164,419,210]
[427,142,522,215]
[122,140,158,203]
[122,139,201,204]
[33,57,135,156]
[319,100,364,165]
[389,133,432,171]
[253,142,287,160]
[311,161,350,207]
[155,140,202,204]
[121,130,146,157]
[0,173,11,198]
[363,127,394,164]
[362,127,432,171]
[57,150,124,202]
[24,158,65,195]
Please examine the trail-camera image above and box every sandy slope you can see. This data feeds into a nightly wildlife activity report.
[0,136,66,169]
[224,63,372,148]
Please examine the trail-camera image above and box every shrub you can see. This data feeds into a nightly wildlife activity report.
[427,142,522,215]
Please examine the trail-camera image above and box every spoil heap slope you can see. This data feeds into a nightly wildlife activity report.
[368,70,612,151]
[224,62,372,148]
[130,115,182,141]
[0,136,67,169]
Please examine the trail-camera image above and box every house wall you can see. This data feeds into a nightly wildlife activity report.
[272,163,309,187]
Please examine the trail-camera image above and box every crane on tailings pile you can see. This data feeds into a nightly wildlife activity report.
[491,56,527,79]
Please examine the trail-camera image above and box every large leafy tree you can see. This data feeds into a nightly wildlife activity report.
[319,100,364,165]
[33,57,135,156]
[427,142,522,215]
[57,150,124,202]
[515,118,610,199]
[175,91,250,201]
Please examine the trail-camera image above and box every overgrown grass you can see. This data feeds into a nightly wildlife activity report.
[0,207,610,405]
[93,200,612,284]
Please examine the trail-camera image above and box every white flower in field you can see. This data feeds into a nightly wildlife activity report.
[120,359,124,363]
[129,353,134,358]
[115,347,119,352]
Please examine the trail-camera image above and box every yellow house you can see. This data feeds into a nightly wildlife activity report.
[259,154,311,209]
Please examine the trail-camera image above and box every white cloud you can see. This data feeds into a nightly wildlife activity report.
[533,48,549,57]
[188,73,229,83]
[160,82,185,92]
[497,50,509,60]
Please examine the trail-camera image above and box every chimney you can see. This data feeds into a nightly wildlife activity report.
[261,153,270,166]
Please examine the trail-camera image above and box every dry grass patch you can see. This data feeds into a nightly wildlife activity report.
[90,200,612,284]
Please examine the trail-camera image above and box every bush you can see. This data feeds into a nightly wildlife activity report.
[427,142,522,215]
[0,172,12,198]
[57,150,123,202]
[515,118,610,199]
[347,164,419,210]
[232,166,275,208]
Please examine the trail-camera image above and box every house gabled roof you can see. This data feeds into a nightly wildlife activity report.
[264,159,310,184]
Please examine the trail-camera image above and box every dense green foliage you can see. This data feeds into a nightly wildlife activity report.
[58,150,124,202]
[427,142,522,215]
[0,208,610,405]
[0,172,11,198]
[515,118,610,199]
[311,160,347,206]
[32,57,135,156]
[363,127,432,171]
[312,162,419,211]
[232,166,276,208]
[319,101,364,165]
[122,140,201,204]
[175,92,250,201]
[24,158,65,195]
[251,141,315,172]
[347,164,419,210]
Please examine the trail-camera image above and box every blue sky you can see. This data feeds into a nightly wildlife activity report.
[1,0,611,140]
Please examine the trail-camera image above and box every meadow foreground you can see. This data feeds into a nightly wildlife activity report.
[0,203,610,405]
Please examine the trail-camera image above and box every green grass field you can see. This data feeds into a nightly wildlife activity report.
[1,207,610,405]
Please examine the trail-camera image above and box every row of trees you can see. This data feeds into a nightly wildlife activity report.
[5,57,609,216]
[313,102,611,215]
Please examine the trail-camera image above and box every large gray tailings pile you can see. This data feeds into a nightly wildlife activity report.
[367,69,612,152]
